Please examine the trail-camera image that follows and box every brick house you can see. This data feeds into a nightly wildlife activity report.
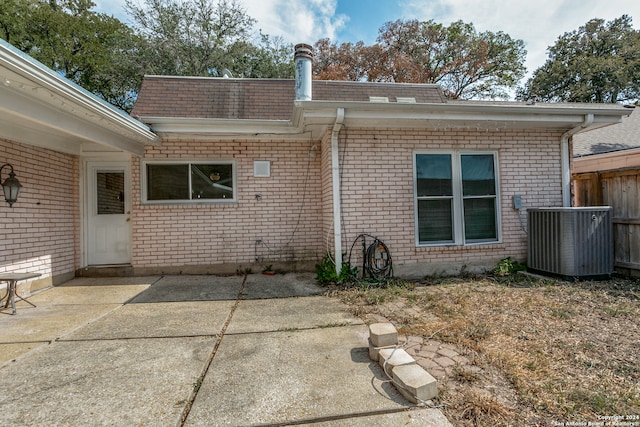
[0,39,157,293]
[1,40,632,293]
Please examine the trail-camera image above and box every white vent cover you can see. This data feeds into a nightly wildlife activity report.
[369,96,389,103]
[396,97,416,103]
[254,160,270,177]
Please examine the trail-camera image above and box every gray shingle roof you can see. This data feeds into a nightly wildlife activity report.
[131,76,447,119]
[573,107,640,157]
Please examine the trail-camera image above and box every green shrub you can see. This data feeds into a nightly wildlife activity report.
[493,257,526,277]
[316,254,357,285]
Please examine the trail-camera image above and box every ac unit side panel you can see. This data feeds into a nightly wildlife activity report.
[527,207,613,279]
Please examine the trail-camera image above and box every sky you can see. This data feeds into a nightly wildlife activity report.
[93,0,640,84]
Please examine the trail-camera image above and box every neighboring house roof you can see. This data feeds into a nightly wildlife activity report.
[572,107,640,174]
[132,75,632,141]
[0,39,158,156]
[573,106,639,157]
[131,76,447,119]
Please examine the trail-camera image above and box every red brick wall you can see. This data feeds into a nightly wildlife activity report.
[0,139,78,289]
[0,126,567,282]
[328,127,564,277]
[129,127,564,276]
[131,138,323,269]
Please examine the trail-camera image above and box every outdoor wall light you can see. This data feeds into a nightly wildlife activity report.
[1,163,22,207]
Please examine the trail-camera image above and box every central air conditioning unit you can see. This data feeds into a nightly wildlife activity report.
[527,207,614,279]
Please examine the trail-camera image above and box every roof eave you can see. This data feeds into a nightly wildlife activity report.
[140,117,301,138]
[292,100,631,131]
[136,99,632,139]
[0,40,159,155]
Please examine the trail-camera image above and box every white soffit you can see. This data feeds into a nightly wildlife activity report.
[0,39,158,156]
[293,101,631,132]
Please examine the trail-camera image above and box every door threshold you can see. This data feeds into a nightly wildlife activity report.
[77,265,134,277]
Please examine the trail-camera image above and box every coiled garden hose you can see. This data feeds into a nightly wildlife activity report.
[348,234,393,279]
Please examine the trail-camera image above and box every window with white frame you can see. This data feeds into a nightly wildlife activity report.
[414,151,500,245]
[143,161,235,203]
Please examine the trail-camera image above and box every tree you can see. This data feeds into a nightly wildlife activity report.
[0,0,32,47]
[227,33,295,79]
[125,0,295,79]
[314,39,366,81]
[1,0,145,111]
[313,19,527,100]
[519,15,640,103]
[126,0,247,76]
[1,0,295,111]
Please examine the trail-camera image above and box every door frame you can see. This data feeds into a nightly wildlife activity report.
[82,159,132,266]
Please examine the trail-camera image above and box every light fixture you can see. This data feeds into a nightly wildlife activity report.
[0,163,22,207]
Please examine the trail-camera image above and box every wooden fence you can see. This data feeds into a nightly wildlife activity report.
[574,168,640,274]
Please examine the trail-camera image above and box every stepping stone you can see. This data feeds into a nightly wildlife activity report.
[368,338,382,361]
[393,364,438,404]
[378,347,415,376]
[369,323,398,347]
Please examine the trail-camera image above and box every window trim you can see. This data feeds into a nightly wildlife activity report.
[141,160,237,204]
[413,150,501,247]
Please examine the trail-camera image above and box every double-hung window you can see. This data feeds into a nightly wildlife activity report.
[414,151,500,245]
[143,161,236,203]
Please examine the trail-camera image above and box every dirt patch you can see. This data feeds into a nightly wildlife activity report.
[328,275,640,427]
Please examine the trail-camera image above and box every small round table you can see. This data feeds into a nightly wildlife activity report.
[0,273,41,314]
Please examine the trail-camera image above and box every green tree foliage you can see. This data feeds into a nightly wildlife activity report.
[1,0,294,111]
[1,0,143,111]
[125,0,294,78]
[314,19,527,100]
[519,15,640,103]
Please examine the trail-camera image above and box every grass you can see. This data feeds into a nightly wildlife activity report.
[329,274,640,427]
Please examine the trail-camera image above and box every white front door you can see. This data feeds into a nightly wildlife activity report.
[86,162,131,265]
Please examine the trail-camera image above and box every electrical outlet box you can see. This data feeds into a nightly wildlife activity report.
[512,195,522,210]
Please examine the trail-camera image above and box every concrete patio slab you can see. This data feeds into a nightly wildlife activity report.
[1,303,122,343]
[309,408,452,426]
[0,337,214,426]
[65,300,235,340]
[56,276,161,287]
[226,295,363,334]
[242,272,324,299]
[185,325,412,426]
[0,343,44,365]
[0,274,453,426]
[6,283,150,307]
[129,275,243,303]
[0,279,158,365]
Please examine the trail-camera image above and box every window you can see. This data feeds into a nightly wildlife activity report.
[143,161,235,203]
[415,151,499,245]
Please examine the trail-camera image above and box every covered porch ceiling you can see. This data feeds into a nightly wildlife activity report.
[0,40,158,156]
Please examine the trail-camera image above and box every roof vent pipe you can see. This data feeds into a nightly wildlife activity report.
[294,43,313,101]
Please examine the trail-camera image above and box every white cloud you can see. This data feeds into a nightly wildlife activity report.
[400,0,640,79]
[93,0,348,43]
[92,0,640,81]
[242,0,348,44]
[92,0,128,20]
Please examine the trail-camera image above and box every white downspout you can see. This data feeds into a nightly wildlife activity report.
[331,108,345,275]
[561,113,593,206]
